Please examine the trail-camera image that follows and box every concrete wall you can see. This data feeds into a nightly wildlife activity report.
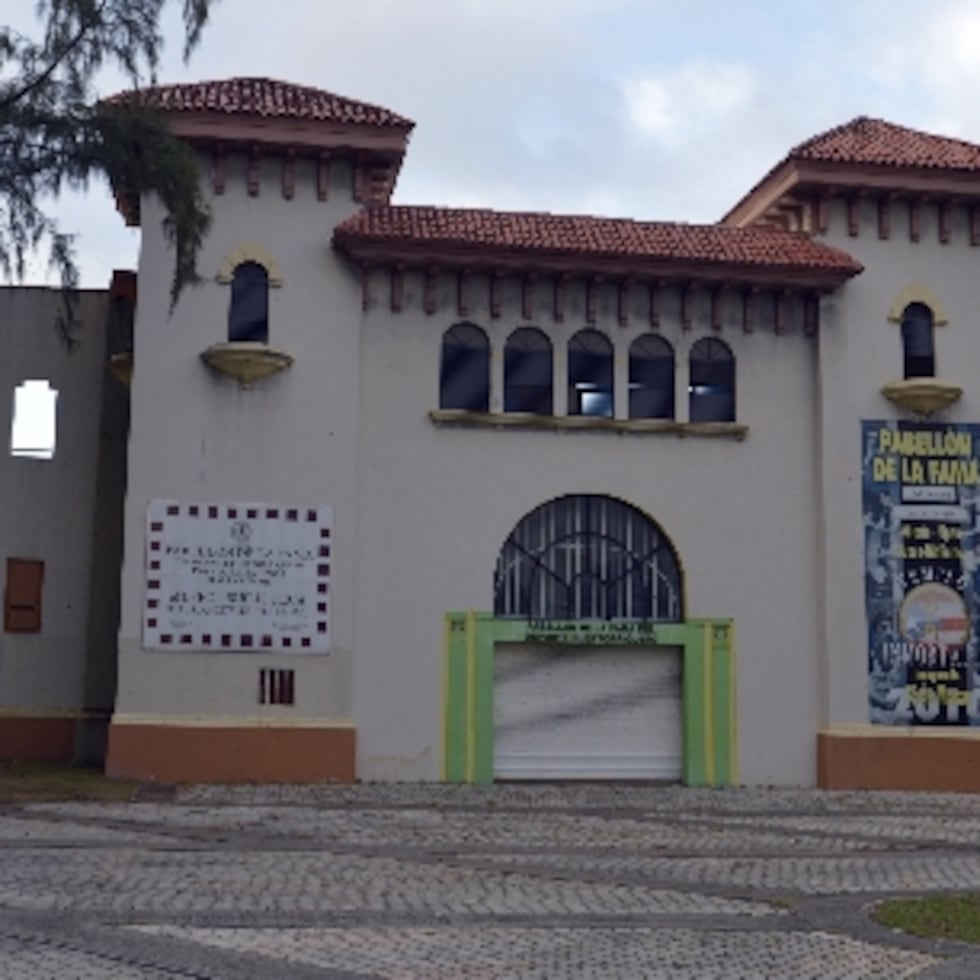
[353,272,823,783]
[0,287,114,740]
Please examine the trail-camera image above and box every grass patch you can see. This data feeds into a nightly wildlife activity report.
[874,894,980,944]
[0,761,142,803]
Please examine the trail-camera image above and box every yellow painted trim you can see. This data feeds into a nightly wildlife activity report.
[465,611,477,782]
[886,282,948,325]
[430,410,748,440]
[0,708,88,720]
[820,724,980,740]
[729,622,739,785]
[216,242,284,286]
[441,614,450,781]
[703,622,715,786]
[109,713,354,729]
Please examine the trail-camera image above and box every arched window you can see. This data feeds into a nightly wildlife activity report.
[504,327,553,414]
[228,261,269,343]
[568,329,613,417]
[494,494,683,621]
[629,334,675,420]
[689,338,735,422]
[440,323,490,411]
[901,302,935,378]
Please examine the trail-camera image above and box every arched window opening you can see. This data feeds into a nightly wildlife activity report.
[494,494,683,621]
[901,302,935,379]
[440,323,490,411]
[689,337,735,423]
[504,327,553,414]
[228,261,269,343]
[629,334,675,420]
[568,329,613,417]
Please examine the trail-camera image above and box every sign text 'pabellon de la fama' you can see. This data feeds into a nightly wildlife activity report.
[142,500,332,653]
[863,422,980,727]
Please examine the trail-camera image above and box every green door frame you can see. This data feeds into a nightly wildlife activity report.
[443,613,737,786]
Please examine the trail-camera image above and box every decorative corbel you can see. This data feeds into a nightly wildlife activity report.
[317,152,331,201]
[489,271,502,319]
[246,144,260,197]
[553,274,567,323]
[804,294,820,336]
[711,285,724,332]
[457,268,469,318]
[908,197,921,243]
[618,278,631,327]
[938,200,951,244]
[585,276,600,325]
[877,195,891,240]
[390,265,404,313]
[522,273,537,321]
[649,280,661,328]
[212,146,226,196]
[281,147,296,201]
[424,266,438,315]
[680,283,692,330]
[742,287,756,334]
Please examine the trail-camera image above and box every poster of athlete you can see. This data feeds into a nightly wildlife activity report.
[862,421,980,725]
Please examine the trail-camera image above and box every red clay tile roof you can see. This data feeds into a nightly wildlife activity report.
[105,77,413,129]
[335,205,863,275]
[789,116,980,171]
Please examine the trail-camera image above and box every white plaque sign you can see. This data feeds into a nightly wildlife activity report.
[143,500,332,653]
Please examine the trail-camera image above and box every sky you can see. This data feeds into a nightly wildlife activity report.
[10,0,980,287]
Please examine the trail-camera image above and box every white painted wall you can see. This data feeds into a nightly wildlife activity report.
[115,153,362,723]
[353,271,823,783]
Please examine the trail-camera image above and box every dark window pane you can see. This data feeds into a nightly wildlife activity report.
[629,334,674,419]
[902,303,935,379]
[568,329,613,417]
[505,328,553,414]
[689,338,735,422]
[228,262,269,343]
[440,324,490,411]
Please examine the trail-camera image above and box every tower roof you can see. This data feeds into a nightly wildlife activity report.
[723,116,980,227]
[105,76,413,129]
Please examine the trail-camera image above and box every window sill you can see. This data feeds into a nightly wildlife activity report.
[880,378,962,417]
[201,342,293,388]
[429,410,748,440]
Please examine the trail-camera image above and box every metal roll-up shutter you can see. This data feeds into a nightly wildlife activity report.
[494,643,682,780]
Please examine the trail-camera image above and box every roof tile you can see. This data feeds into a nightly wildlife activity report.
[335,206,862,274]
[105,77,413,128]
[790,116,980,171]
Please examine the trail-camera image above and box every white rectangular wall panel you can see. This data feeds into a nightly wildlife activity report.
[494,644,682,780]
[143,500,332,653]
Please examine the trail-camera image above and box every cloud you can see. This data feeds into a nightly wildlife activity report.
[623,62,758,147]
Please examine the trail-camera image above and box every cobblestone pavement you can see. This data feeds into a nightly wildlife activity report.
[2,785,980,978]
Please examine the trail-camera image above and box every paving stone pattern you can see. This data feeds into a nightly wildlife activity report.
[2,785,980,977]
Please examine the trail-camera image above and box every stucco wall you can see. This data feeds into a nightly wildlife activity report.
[817,197,980,729]
[114,153,361,726]
[353,272,823,783]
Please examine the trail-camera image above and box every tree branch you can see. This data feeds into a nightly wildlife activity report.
[0,2,105,110]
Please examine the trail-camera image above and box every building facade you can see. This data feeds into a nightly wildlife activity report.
[4,79,980,790]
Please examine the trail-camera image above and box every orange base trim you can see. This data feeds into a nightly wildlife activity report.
[818,730,980,792]
[0,717,75,762]
[106,723,356,784]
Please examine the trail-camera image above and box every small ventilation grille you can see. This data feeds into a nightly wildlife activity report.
[259,668,295,705]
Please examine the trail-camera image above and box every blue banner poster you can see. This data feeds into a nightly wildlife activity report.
[863,421,980,726]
